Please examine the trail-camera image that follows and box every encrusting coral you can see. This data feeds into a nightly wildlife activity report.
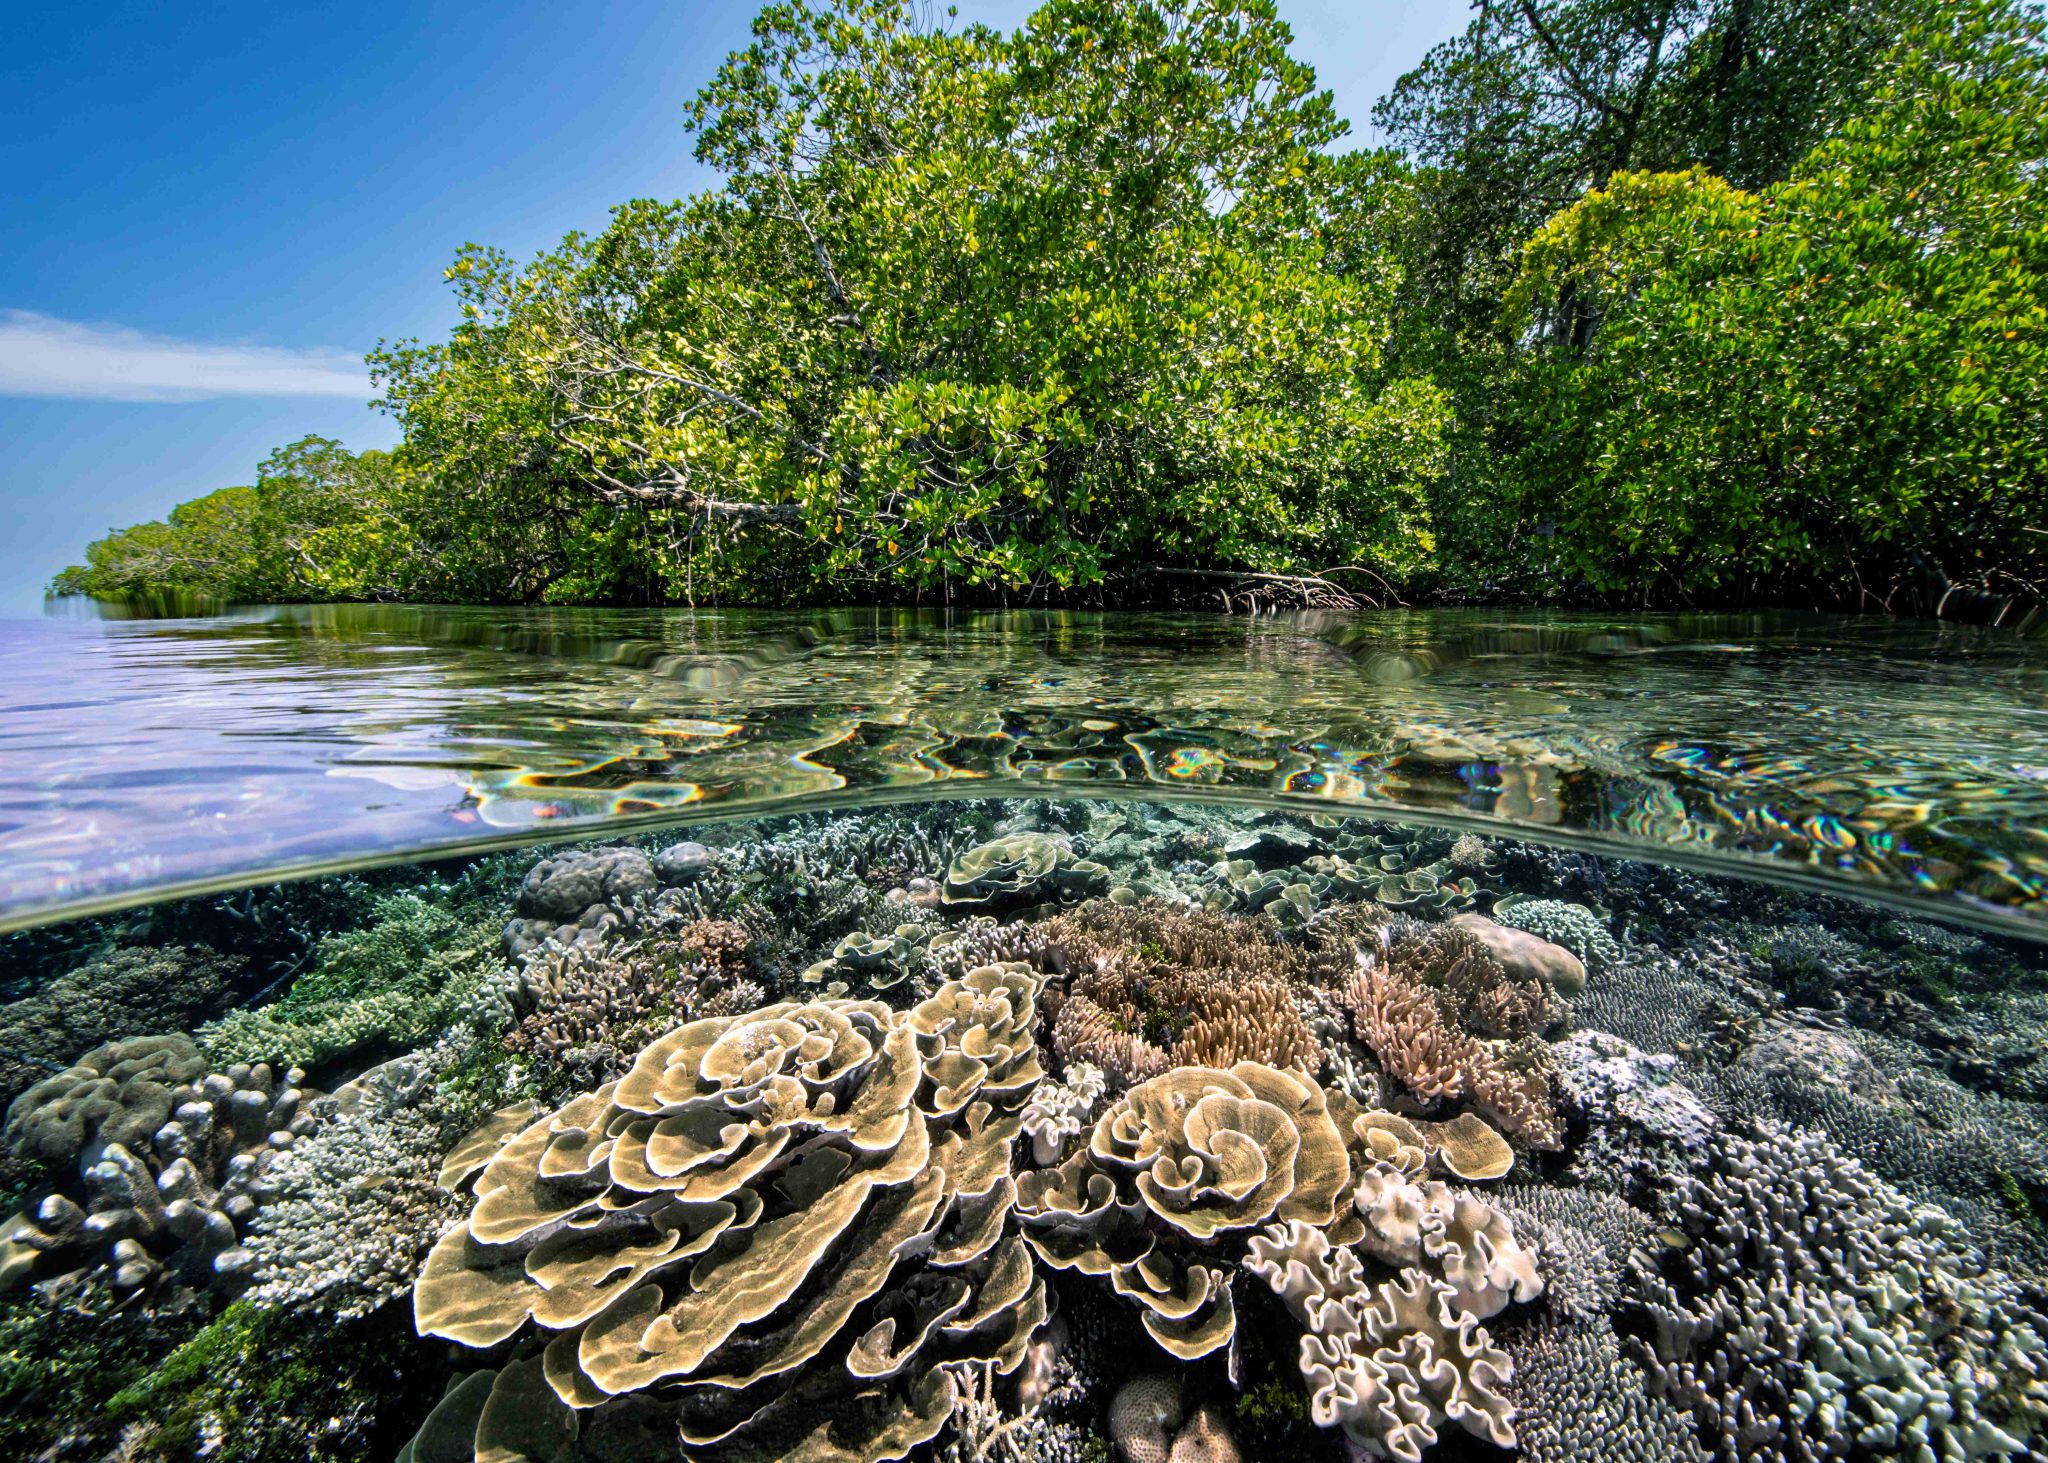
[401,964,1050,1463]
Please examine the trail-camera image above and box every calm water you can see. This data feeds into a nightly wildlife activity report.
[4,604,2047,934]
[1,605,2045,1463]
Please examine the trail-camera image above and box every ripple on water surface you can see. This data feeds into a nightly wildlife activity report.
[1,604,2044,935]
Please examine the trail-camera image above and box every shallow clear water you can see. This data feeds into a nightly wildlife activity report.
[5,604,2048,936]
[2,608,2046,1463]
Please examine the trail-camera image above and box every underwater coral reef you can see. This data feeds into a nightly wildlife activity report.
[0,797,2043,1463]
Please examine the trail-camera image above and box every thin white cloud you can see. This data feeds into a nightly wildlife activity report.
[0,310,371,402]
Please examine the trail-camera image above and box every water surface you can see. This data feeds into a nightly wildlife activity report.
[4,604,2046,935]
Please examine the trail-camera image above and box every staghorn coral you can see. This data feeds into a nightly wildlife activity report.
[936,1356,1092,1463]
[403,966,1050,1463]
[1052,996,1172,1088]
[1034,900,1321,1077]
[1172,980,1322,1072]
[197,894,502,1071]
[1394,918,1559,1041]
[502,919,753,1097]
[0,944,246,1107]
[1344,961,1563,1150]
[1015,1061,1348,1359]
[1627,1122,2048,1462]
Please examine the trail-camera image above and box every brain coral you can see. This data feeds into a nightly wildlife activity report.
[404,965,1050,1463]
[1015,1061,1348,1359]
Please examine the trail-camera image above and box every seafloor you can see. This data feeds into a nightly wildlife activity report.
[1,798,2043,1463]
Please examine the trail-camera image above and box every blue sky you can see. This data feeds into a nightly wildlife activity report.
[0,0,1471,614]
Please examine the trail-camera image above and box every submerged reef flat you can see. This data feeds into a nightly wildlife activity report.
[0,798,2044,1463]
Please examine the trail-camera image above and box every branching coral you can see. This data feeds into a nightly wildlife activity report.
[1625,1122,2048,1463]
[0,944,246,1107]
[402,966,1050,1463]
[1344,962,1563,1150]
[1393,920,1558,1041]
[238,1059,464,1320]
[1035,900,1321,1078]
[198,894,501,1071]
[1490,898,1619,977]
[502,919,753,1096]
[1015,1061,1348,1359]
[1052,996,1172,1088]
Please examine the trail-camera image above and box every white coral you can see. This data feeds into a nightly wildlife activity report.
[1020,1062,1107,1166]
[1352,1161,1543,1319]
[1299,1270,1517,1463]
